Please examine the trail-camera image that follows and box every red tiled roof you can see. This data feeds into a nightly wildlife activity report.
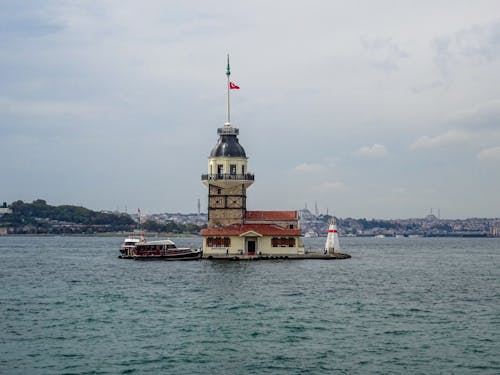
[201,223,301,236]
[245,210,297,221]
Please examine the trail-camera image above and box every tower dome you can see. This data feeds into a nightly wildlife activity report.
[209,126,246,158]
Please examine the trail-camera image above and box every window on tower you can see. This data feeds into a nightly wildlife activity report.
[230,164,236,175]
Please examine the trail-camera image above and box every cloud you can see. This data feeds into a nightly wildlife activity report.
[391,187,407,194]
[356,144,388,158]
[410,130,472,149]
[0,2,63,38]
[0,98,103,117]
[447,98,500,131]
[2,1,500,218]
[433,18,500,77]
[422,188,438,195]
[477,146,500,161]
[411,80,448,94]
[293,163,326,173]
[311,181,345,192]
[361,36,409,72]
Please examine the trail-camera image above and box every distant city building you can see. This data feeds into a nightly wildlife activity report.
[0,205,12,216]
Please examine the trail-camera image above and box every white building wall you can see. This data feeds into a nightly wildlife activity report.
[203,235,304,255]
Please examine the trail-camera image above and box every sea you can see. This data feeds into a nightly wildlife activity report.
[1,236,499,374]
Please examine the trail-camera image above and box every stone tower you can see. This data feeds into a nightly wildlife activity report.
[201,55,254,228]
[201,123,254,227]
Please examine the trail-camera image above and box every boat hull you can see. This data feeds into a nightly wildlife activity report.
[133,250,202,261]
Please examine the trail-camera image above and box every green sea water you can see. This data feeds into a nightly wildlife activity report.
[1,236,499,374]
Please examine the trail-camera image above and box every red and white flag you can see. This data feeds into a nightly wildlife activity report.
[229,81,240,89]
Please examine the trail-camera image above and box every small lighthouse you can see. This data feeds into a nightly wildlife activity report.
[324,217,341,254]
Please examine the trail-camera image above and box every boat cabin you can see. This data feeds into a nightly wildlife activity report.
[134,240,180,256]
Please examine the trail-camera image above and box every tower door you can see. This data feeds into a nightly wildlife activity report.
[246,238,257,255]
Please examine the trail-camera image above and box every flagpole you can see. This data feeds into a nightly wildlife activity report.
[226,54,230,125]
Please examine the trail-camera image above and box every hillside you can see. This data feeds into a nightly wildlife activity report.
[0,199,205,235]
[0,199,134,234]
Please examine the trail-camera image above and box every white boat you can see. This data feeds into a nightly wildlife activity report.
[119,231,145,258]
[304,231,318,238]
[324,218,341,254]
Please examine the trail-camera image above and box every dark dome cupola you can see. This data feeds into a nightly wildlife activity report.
[210,125,247,158]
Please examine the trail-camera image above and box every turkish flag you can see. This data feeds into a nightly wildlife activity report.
[229,82,240,89]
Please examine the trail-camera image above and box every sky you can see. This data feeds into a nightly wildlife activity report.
[1,0,500,219]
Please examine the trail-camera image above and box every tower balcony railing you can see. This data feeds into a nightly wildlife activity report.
[201,173,254,181]
[217,127,239,135]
